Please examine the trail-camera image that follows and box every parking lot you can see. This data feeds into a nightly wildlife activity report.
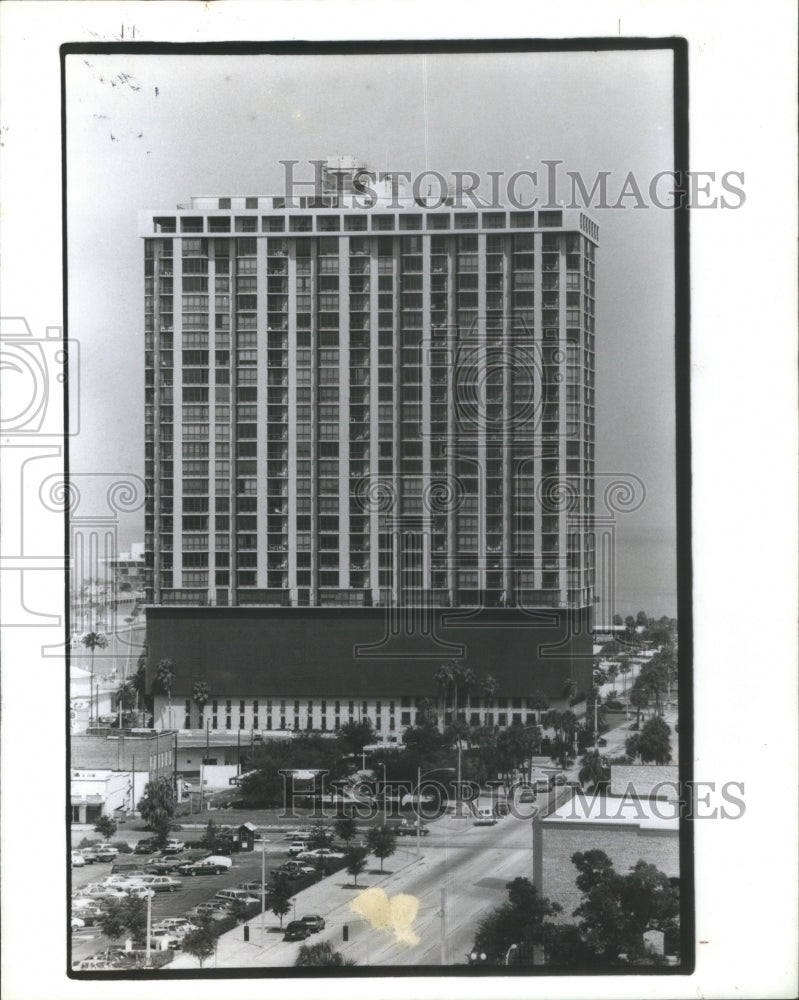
[70,831,331,967]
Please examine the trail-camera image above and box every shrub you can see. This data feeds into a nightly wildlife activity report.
[110,840,133,854]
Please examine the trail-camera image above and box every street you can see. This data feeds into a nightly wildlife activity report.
[167,805,539,969]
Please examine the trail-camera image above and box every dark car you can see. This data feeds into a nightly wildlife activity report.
[177,858,231,876]
[143,858,184,874]
[134,839,157,855]
[300,915,325,933]
[284,920,311,942]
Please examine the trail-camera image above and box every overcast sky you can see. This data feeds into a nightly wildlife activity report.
[65,48,676,618]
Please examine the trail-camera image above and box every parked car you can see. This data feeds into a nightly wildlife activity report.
[391,819,430,836]
[214,888,259,905]
[101,875,142,888]
[162,838,185,854]
[283,920,311,941]
[276,861,316,876]
[126,885,156,900]
[551,772,567,786]
[189,902,229,919]
[79,847,101,863]
[72,902,103,925]
[153,918,198,936]
[284,828,313,840]
[143,858,185,874]
[296,848,345,861]
[133,838,158,855]
[92,846,120,862]
[71,850,86,867]
[131,874,182,893]
[76,884,129,901]
[300,914,326,932]
[147,930,182,950]
[287,841,310,856]
[71,916,86,931]
[177,858,232,876]
[473,807,498,826]
[238,881,266,894]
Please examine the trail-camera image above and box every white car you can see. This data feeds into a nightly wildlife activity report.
[153,918,198,936]
[71,851,86,867]
[101,875,140,888]
[71,916,86,931]
[76,884,129,901]
[126,885,156,900]
[296,848,345,861]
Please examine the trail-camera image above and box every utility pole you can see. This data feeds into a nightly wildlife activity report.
[455,739,463,818]
[594,695,599,751]
[439,886,447,965]
[145,888,152,967]
[260,838,266,930]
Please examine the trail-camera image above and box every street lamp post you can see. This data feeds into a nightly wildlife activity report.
[379,762,387,826]
[260,838,266,931]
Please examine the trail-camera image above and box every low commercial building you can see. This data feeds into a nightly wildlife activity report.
[70,729,177,821]
[533,765,680,918]
[146,605,593,736]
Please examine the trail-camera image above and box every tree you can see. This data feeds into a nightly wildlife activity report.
[336,718,376,757]
[271,895,291,928]
[618,655,632,695]
[481,673,499,703]
[200,819,220,850]
[612,613,624,626]
[192,680,211,729]
[366,824,397,873]
[570,850,679,964]
[635,610,649,628]
[181,924,218,968]
[629,683,650,727]
[434,661,457,728]
[528,690,550,720]
[137,776,175,845]
[154,658,175,728]
[99,896,147,945]
[295,941,356,966]
[308,823,334,850]
[472,877,562,963]
[81,631,108,725]
[578,750,609,792]
[94,815,117,841]
[627,715,672,765]
[335,815,358,847]
[346,847,368,886]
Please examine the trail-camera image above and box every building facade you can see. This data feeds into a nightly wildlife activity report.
[140,158,598,729]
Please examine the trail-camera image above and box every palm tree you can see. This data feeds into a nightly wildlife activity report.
[192,681,211,729]
[618,655,632,695]
[81,631,108,725]
[629,684,649,728]
[578,749,608,792]
[434,661,457,730]
[453,663,476,727]
[481,673,498,708]
[528,690,550,724]
[155,658,175,729]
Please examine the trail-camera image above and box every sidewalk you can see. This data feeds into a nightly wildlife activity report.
[168,811,476,969]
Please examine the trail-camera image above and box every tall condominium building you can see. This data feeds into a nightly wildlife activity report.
[140,158,597,733]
